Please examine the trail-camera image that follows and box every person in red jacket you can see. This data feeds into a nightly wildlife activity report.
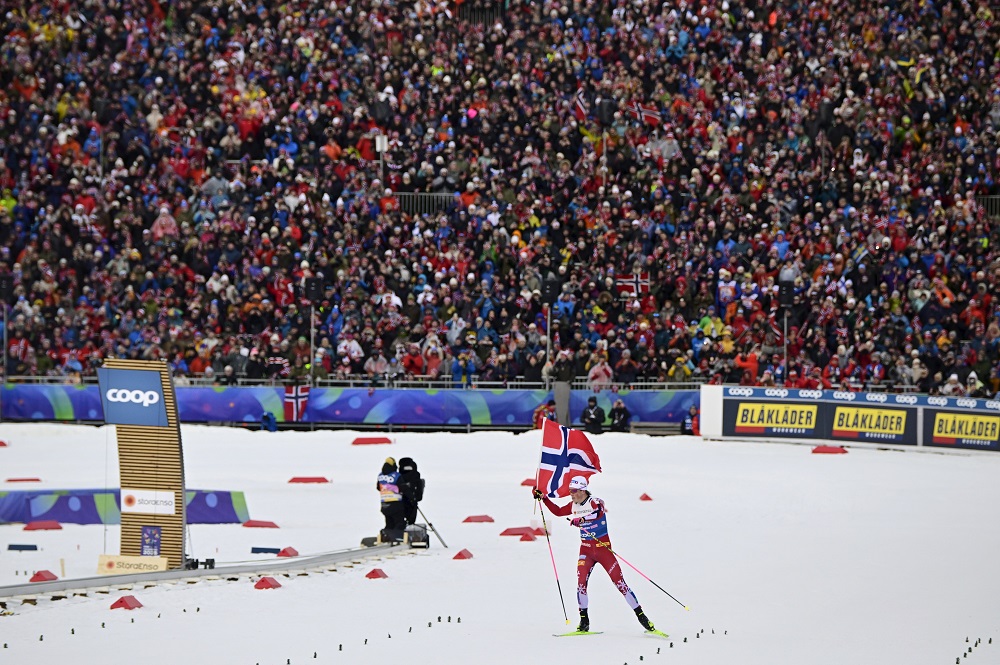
[533,399,557,428]
[532,476,656,634]
[401,344,425,376]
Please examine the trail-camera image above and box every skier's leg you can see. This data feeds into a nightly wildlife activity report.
[596,546,639,609]
[576,552,598,609]
[576,552,598,631]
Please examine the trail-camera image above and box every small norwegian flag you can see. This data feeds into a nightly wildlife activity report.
[626,101,661,127]
[615,273,651,297]
[573,88,589,122]
[284,384,310,422]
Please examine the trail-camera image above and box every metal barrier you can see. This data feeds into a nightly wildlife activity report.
[1,375,937,395]
[458,0,507,25]
[0,543,400,599]
[977,195,1000,219]
[394,192,456,216]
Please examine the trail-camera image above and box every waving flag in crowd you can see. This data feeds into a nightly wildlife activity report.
[536,419,602,498]
[627,101,661,126]
[284,384,310,422]
[573,88,590,122]
[616,272,651,297]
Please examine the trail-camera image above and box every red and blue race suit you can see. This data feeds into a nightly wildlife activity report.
[541,493,640,610]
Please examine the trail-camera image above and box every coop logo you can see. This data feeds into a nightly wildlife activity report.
[927,397,948,407]
[726,388,755,397]
[833,391,856,401]
[799,390,823,400]
[106,388,160,407]
[955,398,977,409]
[735,403,817,435]
[764,388,788,398]
[986,401,1000,411]
[832,407,906,441]
[97,368,169,427]
[894,395,918,405]
[931,413,1000,447]
[865,393,888,403]
[121,488,176,515]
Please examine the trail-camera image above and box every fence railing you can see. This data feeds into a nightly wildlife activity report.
[457,0,507,26]
[976,195,1000,219]
[394,192,456,217]
[0,374,933,396]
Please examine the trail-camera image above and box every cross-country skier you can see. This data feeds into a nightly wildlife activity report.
[533,475,656,633]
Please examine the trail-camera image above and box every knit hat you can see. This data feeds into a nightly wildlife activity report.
[568,476,588,491]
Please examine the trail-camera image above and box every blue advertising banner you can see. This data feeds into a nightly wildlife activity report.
[0,488,250,525]
[96,368,169,427]
[1,384,697,427]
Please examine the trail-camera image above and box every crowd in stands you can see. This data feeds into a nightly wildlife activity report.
[1,0,1000,398]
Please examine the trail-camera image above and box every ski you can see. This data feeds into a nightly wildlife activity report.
[553,630,604,637]
[645,629,669,639]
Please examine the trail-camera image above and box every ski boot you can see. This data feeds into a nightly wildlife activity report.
[576,608,590,633]
[635,606,655,631]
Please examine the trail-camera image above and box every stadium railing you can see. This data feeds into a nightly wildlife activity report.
[976,195,1000,219]
[394,192,456,217]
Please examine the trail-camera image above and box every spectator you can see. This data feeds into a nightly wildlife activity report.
[587,357,614,391]
[581,396,606,435]
[608,399,632,433]
[681,406,701,436]
[533,399,557,429]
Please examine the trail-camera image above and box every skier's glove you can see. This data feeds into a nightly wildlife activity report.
[532,488,544,501]
[570,517,583,527]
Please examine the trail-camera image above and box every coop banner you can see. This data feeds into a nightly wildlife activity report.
[96,368,169,427]
[923,410,1000,451]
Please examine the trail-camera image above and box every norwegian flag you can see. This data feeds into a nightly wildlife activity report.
[573,88,589,122]
[615,273,651,297]
[626,101,661,127]
[283,384,310,422]
[535,419,602,498]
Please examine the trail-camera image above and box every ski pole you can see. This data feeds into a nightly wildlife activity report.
[538,499,570,624]
[417,506,448,548]
[574,523,689,611]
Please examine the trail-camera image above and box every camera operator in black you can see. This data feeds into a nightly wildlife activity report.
[397,457,424,526]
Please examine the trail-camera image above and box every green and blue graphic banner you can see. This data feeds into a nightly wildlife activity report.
[1,384,697,427]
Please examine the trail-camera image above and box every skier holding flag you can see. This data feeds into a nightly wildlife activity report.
[532,420,657,635]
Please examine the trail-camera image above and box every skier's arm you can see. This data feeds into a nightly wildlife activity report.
[542,496,573,516]
[532,488,572,516]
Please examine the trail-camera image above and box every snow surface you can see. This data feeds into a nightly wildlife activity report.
[1,423,1000,665]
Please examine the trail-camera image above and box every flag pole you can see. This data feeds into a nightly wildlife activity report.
[534,421,569,623]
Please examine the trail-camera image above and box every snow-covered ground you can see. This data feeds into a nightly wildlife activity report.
[1,423,999,665]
